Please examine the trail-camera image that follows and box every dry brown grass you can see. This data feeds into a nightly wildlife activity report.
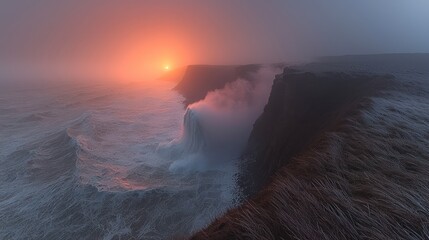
[191,73,429,239]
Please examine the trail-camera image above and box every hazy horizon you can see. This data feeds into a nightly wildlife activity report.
[1,0,429,80]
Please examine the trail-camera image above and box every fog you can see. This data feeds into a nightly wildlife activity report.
[161,66,280,173]
[0,0,428,80]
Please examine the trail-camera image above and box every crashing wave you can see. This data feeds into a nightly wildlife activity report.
[181,108,206,154]
[157,108,206,159]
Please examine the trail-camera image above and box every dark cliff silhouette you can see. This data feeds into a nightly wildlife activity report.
[190,54,429,239]
[174,64,261,106]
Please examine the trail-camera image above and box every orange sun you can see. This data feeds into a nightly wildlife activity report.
[163,65,170,71]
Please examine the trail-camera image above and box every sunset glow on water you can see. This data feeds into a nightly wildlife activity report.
[1,1,429,239]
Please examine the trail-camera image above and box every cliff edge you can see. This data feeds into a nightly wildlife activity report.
[192,54,429,239]
[239,69,393,196]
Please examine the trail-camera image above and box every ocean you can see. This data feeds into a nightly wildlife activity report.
[0,80,239,239]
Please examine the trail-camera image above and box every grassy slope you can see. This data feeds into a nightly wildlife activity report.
[191,54,429,239]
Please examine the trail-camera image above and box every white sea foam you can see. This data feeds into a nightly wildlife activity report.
[0,67,281,239]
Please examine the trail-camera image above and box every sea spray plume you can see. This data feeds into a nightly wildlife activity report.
[161,108,206,158]
[159,66,281,172]
[187,66,281,154]
[182,108,206,154]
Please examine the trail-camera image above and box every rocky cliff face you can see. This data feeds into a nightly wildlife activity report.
[239,68,393,196]
[191,54,429,239]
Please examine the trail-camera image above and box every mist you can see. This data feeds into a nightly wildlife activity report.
[1,0,428,80]
[189,66,278,151]
[160,66,280,174]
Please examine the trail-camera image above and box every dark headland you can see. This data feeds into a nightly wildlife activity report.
[173,64,262,106]
[174,54,429,239]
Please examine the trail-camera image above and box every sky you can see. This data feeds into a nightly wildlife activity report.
[0,0,428,80]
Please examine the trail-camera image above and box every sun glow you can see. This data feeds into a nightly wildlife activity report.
[164,65,171,71]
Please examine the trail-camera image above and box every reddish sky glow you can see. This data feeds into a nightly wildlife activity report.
[0,0,428,81]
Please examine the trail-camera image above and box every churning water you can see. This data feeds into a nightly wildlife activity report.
[0,80,240,239]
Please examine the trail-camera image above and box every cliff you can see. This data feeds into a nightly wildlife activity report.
[239,69,393,196]
[191,54,429,239]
